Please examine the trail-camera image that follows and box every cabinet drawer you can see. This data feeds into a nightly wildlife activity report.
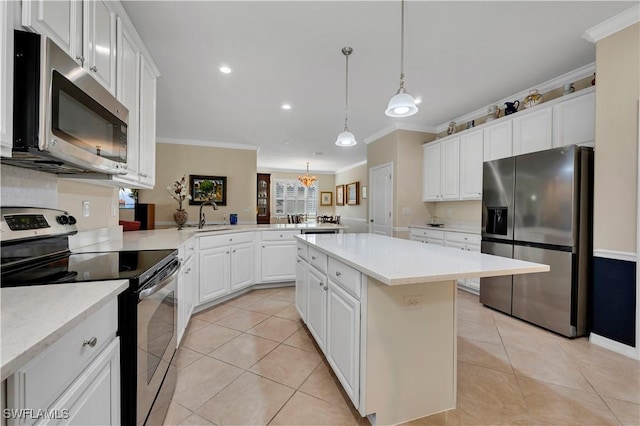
[297,242,308,261]
[410,228,444,239]
[261,230,300,242]
[8,298,118,415]
[309,247,328,273]
[444,232,480,245]
[199,232,254,249]
[328,257,361,299]
[179,238,196,261]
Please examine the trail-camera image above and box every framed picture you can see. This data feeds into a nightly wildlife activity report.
[361,186,367,200]
[336,185,345,206]
[346,181,359,205]
[320,191,333,206]
[189,175,227,205]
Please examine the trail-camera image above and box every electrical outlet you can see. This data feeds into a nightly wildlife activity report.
[403,295,423,310]
[82,201,91,217]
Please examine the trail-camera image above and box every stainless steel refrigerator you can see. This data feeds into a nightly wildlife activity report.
[480,145,593,337]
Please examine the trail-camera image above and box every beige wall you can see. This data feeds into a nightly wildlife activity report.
[58,180,119,231]
[593,23,639,253]
[266,171,335,223]
[141,143,257,226]
[434,200,481,223]
[335,162,368,233]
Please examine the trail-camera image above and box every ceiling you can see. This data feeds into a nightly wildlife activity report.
[121,1,633,174]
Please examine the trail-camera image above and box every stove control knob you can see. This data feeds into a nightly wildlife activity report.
[57,215,69,225]
[68,216,77,225]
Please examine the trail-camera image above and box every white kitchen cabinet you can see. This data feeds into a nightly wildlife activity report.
[295,254,308,321]
[177,254,195,345]
[82,0,116,93]
[410,227,445,245]
[306,265,327,352]
[230,242,254,291]
[423,138,459,201]
[199,246,230,303]
[552,90,595,147]
[483,120,512,161]
[444,231,481,293]
[326,279,360,408]
[0,0,13,157]
[459,129,483,200]
[260,231,298,282]
[21,0,82,61]
[138,55,157,188]
[512,107,553,155]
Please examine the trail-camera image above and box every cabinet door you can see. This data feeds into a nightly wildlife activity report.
[552,91,595,147]
[114,17,140,184]
[138,56,157,188]
[261,242,296,282]
[440,137,460,200]
[230,242,254,291]
[483,120,512,161]
[83,0,116,93]
[21,0,82,60]
[0,0,13,157]
[460,130,483,200]
[257,173,271,224]
[512,107,553,155]
[177,256,195,345]
[326,280,360,408]
[306,266,327,352]
[295,258,307,320]
[423,142,441,201]
[199,246,230,303]
[48,338,120,426]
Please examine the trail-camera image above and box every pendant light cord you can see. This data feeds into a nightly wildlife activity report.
[399,0,406,91]
[343,47,351,131]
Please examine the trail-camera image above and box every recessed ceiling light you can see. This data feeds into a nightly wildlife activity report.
[219,66,232,74]
[282,104,292,110]
[414,97,423,105]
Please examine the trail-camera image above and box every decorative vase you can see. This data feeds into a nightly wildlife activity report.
[174,209,188,229]
[523,89,542,109]
[504,100,520,115]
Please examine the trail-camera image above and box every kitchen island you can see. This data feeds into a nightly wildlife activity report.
[294,233,549,425]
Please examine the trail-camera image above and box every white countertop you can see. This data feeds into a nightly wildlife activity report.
[1,280,129,381]
[409,224,481,234]
[296,233,548,286]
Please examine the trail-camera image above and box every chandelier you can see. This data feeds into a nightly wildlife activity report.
[298,162,317,187]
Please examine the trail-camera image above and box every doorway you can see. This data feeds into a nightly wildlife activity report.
[369,162,393,235]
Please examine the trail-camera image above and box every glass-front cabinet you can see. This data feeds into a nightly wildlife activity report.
[257,173,271,224]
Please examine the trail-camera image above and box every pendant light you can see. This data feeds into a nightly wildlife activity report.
[335,46,357,147]
[385,0,418,118]
[298,162,317,187]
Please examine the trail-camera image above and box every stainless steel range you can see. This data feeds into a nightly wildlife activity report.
[0,207,179,425]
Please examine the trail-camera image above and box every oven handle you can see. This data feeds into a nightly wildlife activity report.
[138,261,181,300]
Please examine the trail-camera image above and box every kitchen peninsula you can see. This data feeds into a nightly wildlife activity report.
[294,233,549,425]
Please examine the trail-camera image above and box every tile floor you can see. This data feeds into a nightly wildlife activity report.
[160,286,639,426]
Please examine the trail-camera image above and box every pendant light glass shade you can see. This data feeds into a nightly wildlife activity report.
[336,47,357,147]
[385,0,418,118]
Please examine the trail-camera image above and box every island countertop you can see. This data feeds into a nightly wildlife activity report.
[295,233,549,286]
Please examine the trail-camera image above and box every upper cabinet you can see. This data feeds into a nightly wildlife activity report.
[423,137,459,202]
[21,0,82,61]
[0,0,13,157]
[552,90,595,147]
[459,129,483,200]
[512,107,553,156]
[483,120,512,162]
[138,55,157,188]
[82,0,116,93]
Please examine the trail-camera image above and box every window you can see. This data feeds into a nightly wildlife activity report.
[118,188,137,209]
[274,180,317,219]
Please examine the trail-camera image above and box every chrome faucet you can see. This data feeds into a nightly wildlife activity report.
[198,201,219,229]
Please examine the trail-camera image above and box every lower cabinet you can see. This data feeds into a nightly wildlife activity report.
[294,256,308,321]
[199,246,230,303]
[444,231,481,292]
[305,264,327,351]
[260,231,299,282]
[178,254,196,345]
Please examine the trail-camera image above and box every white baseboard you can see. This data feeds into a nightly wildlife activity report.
[589,333,639,360]
[593,249,637,262]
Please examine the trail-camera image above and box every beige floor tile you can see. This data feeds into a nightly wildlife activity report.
[517,375,620,425]
[457,361,527,411]
[252,287,284,298]
[193,304,241,323]
[250,344,321,388]
[175,347,204,370]
[269,391,359,425]
[399,412,447,426]
[178,413,215,425]
[245,297,292,315]
[447,395,543,425]
[196,372,294,426]
[283,327,318,352]
[226,293,266,308]
[558,337,640,376]
[457,304,497,325]
[457,337,512,373]
[299,362,351,410]
[505,345,594,392]
[268,287,296,303]
[247,315,301,342]
[209,333,279,369]
[172,356,243,411]
[184,318,209,335]
[457,319,502,345]
[273,304,301,321]
[603,396,640,426]
[497,321,565,357]
[578,361,640,404]
[214,309,270,332]
[181,323,241,354]
[158,401,192,426]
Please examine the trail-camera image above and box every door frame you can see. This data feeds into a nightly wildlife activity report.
[368,162,393,235]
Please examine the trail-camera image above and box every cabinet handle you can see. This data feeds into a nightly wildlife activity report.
[335,271,342,277]
[226,251,229,254]
[233,249,236,253]
[83,337,98,348]
[229,238,233,242]
[90,66,98,72]
[323,286,328,291]
[280,234,283,237]
[319,281,323,286]
[297,247,301,251]
[297,259,300,263]
[76,55,85,64]
[311,256,317,260]
[262,245,265,248]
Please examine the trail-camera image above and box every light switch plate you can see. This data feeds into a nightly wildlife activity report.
[82,201,91,217]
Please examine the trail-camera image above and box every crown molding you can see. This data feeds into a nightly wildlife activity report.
[335,160,368,174]
[582,4,640,43]
[435,63,596,133]
[157,137,260,151]
[257,167,334,175]
[364,123,437,145]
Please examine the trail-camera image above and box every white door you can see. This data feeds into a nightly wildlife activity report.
[261,242,296,282]
[369,163,393,235]
[199,246,230,303]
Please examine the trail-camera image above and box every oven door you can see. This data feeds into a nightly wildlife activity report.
[136,262,179,425]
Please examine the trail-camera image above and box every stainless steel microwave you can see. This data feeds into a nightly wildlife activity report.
[4,30,128,175]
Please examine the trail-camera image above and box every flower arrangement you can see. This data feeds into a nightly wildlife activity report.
[167,175,191,210]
